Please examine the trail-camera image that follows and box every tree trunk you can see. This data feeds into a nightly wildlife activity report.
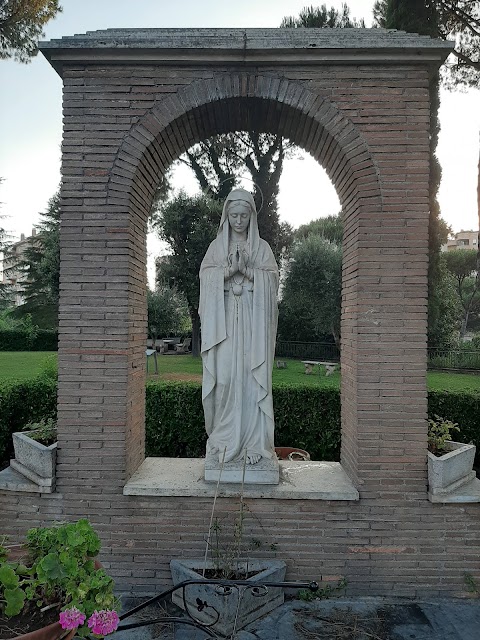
[331,322,340,350]
[191,308,201,357]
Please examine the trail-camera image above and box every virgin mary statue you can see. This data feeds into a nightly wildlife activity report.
[199,188,279,467]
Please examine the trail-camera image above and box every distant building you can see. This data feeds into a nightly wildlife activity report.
[0,229,37,306]
[442,230,479,252]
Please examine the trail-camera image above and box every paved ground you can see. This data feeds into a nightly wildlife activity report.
[112,595,480,639]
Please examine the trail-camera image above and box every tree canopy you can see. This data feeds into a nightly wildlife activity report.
[147,285,190,344]
[443,248,480,336]
[177,132,295,261]
[154,192,222,356]
[12,191,60,328]
[295,214,343,245]
[279,215,343,345]
[280,3,365,28]
[0,0,62,63]
[373,0,480,88]
[279,233,342,345]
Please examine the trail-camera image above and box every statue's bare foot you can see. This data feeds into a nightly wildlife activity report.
[246,453,261,465]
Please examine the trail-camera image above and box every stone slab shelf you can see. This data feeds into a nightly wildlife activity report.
[0,465,54,493]
[123,458,359,500]
[428,477,480,504]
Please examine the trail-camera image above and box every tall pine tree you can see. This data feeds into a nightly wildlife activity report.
[14,191,60,328]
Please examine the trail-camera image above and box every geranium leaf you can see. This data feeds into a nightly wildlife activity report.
[4,587,25,617]
[0,565,19,589]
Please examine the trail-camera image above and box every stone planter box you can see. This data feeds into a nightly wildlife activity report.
[428,441,476,496]
[11,432,57,489]
[170,558,286,637]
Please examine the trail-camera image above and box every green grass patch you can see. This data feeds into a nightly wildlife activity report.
[0,352,57,382]
[427,371,480,392]
[148,355,341,387]
[148,356,479,391]
[1,353,478,391]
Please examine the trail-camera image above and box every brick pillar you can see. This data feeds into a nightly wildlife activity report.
[56,70,148,500]
[339,76,430,499]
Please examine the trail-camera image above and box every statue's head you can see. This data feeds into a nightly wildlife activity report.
[227,199,251,234]
[223,188,256,234]
[218,188,260,257]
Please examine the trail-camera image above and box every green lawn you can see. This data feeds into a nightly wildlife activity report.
[1,353,479,392]
[0,352,57,382]
[426,370,480,392]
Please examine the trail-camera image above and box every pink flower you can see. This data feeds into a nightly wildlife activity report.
[59,607,86,629]
[87,610,120,635]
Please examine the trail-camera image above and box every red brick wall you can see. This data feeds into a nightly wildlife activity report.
[1,65,478,597]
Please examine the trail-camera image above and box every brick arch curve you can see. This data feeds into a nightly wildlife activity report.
[105,73,383,483]
[106,73,382,222]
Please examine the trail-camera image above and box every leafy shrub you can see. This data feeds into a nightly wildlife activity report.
[427,415,460,455]
[1,379,479,466]
[0,519,119,634]
[0,379,57,463]
[146,381,206,457]
[145,381,341,460]
[146,383,480,463]
[428,390,480,456]
[22,417,57,446]
[273,385,341,460]
[0,329,58,351]
[38,354,58,381]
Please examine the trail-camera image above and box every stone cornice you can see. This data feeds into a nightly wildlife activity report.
[39,28,454,76]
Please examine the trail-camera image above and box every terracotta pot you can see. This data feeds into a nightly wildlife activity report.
[275,447,310,461]
[7,622,76,640]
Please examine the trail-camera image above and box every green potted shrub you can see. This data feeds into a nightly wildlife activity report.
[427,415,476,498]
[0,519,120,638]
[11,419,58,491]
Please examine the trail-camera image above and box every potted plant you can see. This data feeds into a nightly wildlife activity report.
[170,495,286,637]
[11,419,57,491]
[427,415,476,497]
[0,519,120,639]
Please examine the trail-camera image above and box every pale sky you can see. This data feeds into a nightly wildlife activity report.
[0,0,479,260]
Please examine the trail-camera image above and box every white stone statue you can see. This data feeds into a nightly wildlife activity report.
[199,188,279,475]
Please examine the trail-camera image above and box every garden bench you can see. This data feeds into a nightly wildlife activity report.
[301,360,338,376]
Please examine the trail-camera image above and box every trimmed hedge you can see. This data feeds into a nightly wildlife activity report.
[1,379,479,465]
[0,379,57,463]
[0,329,58,351]
[145,382,480,461]
[145,382,341,460]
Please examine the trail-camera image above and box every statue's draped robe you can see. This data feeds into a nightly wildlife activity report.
[199,223,279,463]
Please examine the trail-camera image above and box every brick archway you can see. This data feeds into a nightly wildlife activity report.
[3,29,477,598]
[106,74,383,484]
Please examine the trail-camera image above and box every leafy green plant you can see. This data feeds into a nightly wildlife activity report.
[464,572,479,596]
[428,415,460,455]
[22,417,57,446]
[0,520,120,635]
[38,354,58,381]
[0,536,31,617]
[0,377,57,464]
[298,577,347,602]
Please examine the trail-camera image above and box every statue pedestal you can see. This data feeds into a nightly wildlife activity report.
[204,451,279,485]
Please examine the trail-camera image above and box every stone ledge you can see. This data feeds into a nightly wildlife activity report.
[428,477,480,503]
[123,458,359,500]
[0,466,54,494]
